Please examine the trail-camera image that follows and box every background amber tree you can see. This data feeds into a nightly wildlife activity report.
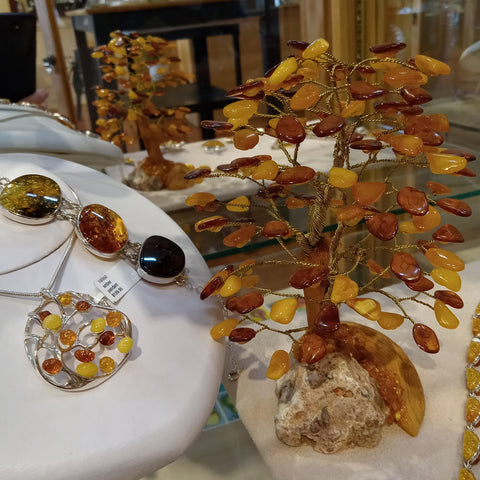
[92,31,195,190]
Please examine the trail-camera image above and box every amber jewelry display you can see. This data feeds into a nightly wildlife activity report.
[460,302,480,480]
[0,174,186,285]
[0,234,134,391]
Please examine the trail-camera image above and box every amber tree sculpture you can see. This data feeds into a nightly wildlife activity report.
[185,39,475,448]
[92,31,196,190]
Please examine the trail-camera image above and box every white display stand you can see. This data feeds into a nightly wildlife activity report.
[0,154,224,480]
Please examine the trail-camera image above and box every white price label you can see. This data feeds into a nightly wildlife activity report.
[94,260,141,303]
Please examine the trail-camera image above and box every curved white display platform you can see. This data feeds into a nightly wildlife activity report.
[0,153,224,480]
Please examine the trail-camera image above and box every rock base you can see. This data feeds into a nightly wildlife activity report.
[275,352,388,453]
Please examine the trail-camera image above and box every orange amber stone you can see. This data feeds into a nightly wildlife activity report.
[295,333,327,365]
[312,115,345,137]
[42,358,62,375]
[426,181,451,195]
[390,251,422,282]
[349,81,386,100]
[426,152,467,174]
[341,100,365,117]
[366,213,399,241]
[382,134,423,156]
[185,192,216,208]
[367,259,390,278]
[233,129,259,150]
[433,224,464,243]
[414,54,451,76]
[261,220,290,238]
[289,84,320,110]
[226,292,264,314]
[266,350,290,380]
[412,205,441,232]
[195,216,228,233]
[223,225,257,248]
[397,186,428,215]
[336,205,365,226]
[229,327,256,343]
[401,86,432,105]
[106,311,123,327]
[74,349,96,363]
[351,181,386,205]
[289,266,329,289]
[404,275,434,292]
[276,116,306,144]
[59,329,77,347]
[436,198,472,217]
[383,67,425,88]
[412,323,440,353]
[286,197,307,209]
[434,290,464,309]
[425,248,465,271]
[275,165,315,185]
[312,302,340,334]
[378,312,404,330]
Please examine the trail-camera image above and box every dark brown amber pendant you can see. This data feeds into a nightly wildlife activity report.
[0,174,61,224]
[137,235,185,284]
[77,204,128,257]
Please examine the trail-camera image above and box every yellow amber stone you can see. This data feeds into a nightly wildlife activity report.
[185,192,216,207]
[468,341,480,365]
[43,314,62,331]
[289,84,320,110]
[341,100,365,117]
[251,160,279,180]
[434,299,459,329]
[459,467,476,480]
[467,368,480,392]
[399,221,423,234]
[226,196,250,212]
[425,248,465,271]
[223,100,257,120]
[266,350,290,380]
[270,298,298,324]
[241,275,260,288]
[463,429,480,461]
[268,118,279,129]
[466,397,480,424]
[328,167,358,188]
[210,318,239,341]
[114,66,127,75]
[414,54,451,76]
[106,311,123,327]
[219,275,242,297]
[302,38,329,59]
[330,275,358,303]
[99,356,115,374]
[474,318,480,337]
[378,312,404,330]
[90,317,106,333]
[76,362,98,378]
[91,51,103,59]
[117,336,133,353]
[126,110,137,122]
[431,268,461,291]
[346,298,381,321]
[477,302,480,315]
[57,293,72,306]
[227,117,250,129]
[268,56,298,86]
[426,152,467,175]
[412,205,441,232]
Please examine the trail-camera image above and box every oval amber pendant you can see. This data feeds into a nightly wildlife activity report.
[0,174,61,224]
[77,204,128,258]
[137,235,185,284]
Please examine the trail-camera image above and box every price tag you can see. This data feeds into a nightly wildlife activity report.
[94,260,141,303]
